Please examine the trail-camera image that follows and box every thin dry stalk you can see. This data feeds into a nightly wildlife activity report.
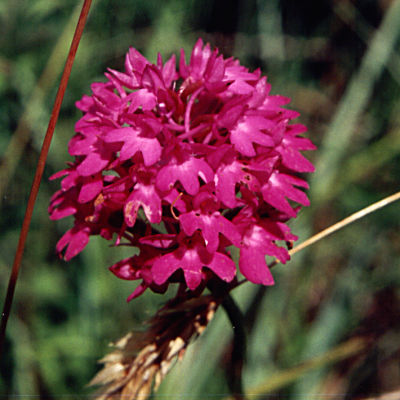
[290,190,400,257]
[267,190,400,271]
[0,0,93,358]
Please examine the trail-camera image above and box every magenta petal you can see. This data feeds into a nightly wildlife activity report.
[230,116,275,156]
[237,222,292,284]
[190,38,210,78]
[49,168,70,181]
[233,210,294,267]
[179,48,189,78]
[262,171,310,216]
[49,203,76,220]
[103,127,161,166]
[139,234,176,249]
[217,104,244,130]
[78,175,103,203]
[162,54,177,87]
[228,79,254,95]
[239,247,274,285]
[127,283,148,302]
[142,65,166,91]
[281,175,310,204]
[76,152,110,176]
[152,240,215,291]
[152,252,180,285]
[180,247,205,290]
[60,171,79,191]
[156,158,214,195]
[278,135,316,173]
[125,47,149,77]
[281,150,315,173]
[180,212,221,252]
[196,215,219,251]
[107,68,140,90]
[262,185,297,217]
[215,159,260,208]
[72,125,100,146]
[207,252,236,283]
[215,168,240,207]
[179,212,198,237]
[183,268,203,291]
[56,226,90,260]
[75,94,94,112]
[109,257,138,280]
[49,190,77,220]
[124,183,162,226]
[180,211,241,253]
[127,89,157,113]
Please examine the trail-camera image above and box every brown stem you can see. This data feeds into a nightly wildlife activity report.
[0,0,93,358]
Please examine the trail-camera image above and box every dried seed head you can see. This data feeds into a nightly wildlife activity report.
[90,294,218,399]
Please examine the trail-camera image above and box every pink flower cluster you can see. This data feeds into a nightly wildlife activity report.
[49,39,315,300]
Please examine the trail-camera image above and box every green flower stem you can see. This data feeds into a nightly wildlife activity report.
[221,293,247,400]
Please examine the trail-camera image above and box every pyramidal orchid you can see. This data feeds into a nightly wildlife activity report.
[49,39,316,301]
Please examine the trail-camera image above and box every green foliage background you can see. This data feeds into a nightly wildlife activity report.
[1,0,400,398]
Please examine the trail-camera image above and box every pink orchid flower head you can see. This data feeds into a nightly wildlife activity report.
[49,39,316,301]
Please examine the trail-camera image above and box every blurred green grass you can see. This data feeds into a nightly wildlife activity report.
[1,0,400,398]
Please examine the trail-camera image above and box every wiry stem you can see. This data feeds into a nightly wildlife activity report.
[0,0,93,358]
[269,190,400,269]
[291,190,400,257]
